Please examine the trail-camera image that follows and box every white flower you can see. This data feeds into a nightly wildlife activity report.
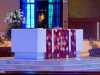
[4,9,25,25]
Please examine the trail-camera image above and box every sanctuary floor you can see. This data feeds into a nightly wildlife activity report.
[0,57,100,72]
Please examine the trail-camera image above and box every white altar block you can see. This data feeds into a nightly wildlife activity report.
[11,29,46,59]
[76,29,83,58]
[37,29,46,59]
[11,29,83,59]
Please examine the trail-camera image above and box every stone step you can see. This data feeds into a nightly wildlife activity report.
[0,47,14,57]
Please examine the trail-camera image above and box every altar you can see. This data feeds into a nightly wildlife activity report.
[11,29,83,59]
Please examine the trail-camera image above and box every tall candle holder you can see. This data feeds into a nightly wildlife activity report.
[97,21,100,40]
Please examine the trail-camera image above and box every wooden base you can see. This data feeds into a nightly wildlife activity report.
[0,47,14,57]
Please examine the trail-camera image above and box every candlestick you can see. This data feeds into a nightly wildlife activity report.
[97,21,99,40]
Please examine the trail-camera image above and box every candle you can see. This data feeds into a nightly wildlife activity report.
[97,21,99,40]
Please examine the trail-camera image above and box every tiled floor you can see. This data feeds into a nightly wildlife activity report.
[0,57,100,72]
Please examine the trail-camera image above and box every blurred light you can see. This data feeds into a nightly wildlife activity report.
[49,0,53,3]
[27,0,30,3]
[39,13,45,22]
[30,0,35,3]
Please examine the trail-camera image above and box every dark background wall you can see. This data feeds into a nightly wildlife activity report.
[69,0,100,40]
[69,0,100,18]
[0,0,20,32]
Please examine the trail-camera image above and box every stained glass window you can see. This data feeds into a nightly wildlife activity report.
[21,0,35,28]
[21,0,62,28]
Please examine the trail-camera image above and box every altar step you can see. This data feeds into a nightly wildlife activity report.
[0,47,14,57]
[0,57,100,72]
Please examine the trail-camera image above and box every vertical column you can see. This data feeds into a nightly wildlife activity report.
[46,29,52,59]
[63,0,68,29]
[69,30,76,58]
[64,29,69,58]
[76,29,83,58]
[37,29,46,60]
[53,29,61,58]
[60,29,69,58]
